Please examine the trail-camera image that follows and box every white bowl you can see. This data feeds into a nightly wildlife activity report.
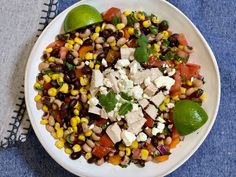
[25,0,221,176]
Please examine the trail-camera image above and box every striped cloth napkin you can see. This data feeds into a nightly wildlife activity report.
[0,0,58,148]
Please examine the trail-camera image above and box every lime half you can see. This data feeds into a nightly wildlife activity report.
[173,100,208,135]
[64,4,103,33]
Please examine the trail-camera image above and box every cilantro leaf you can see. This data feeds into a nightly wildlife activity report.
[112,16,121,26]
[127,14,138,26]
[120,92,132,101]
[137,34,148,47]
[119,102,133,116]
[134,46,150,63]
[65,61,75,71]
[99,91,118,112]
[149,25,158,35]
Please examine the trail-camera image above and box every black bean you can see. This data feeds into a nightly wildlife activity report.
[83,39,93,46]
[50,64,63,72]
[79,108,88,117]
[43,90,48,96]
[64,74,71,83]
[42,53,48,59]
[104,155,109,161]
[118,31,124,38]
[159,20,169,31]
[70,99,77,108]
[51,80,59,88]
[168,34,179,47]
[141,27,150,35]
[96,52,105,61]
[37,73,44,81]
[151,137,159,147]
[138,160,145,167]
[101,29,112,38]
[61,103,69,111]
[66,53,74,64]
[77,124,83,134]
[68,70,76,80]
[77,140,84,145]
[57,92,65,101]
[87,156,97,164]
[70,152,82,160]
[82,65,92,74]
[50,48,60,58]
[57,34,67,41]
[65,142,73,148]
[74,80,81,89]
[194,89,204,98]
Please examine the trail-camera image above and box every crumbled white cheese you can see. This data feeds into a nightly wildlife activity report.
[152,127,160,136]
[157,122,165,130]
[120,48,135,60]
[143,93,151,99]
[144,77,151,87]
[121,130,136,146]
[102,59,108,67]
[132,103,139,111]
[157,116,166,123]
[168,68,176,76]
[132,85,143,100]
[88,97,99,107]
[85,61,90,65]
[103,78,112,88]
[108,111,116,122]
[152,122,165,135]
[99,86,108,95]
[137,132,147,142]
[89,124,95,129]
[167,103,175,109]
[115,59,130,69]
[154,76,175,90]
[106,123,122,144]
[91,70,104,88]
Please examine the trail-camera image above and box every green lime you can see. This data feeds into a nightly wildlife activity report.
[64,4,103,33]
[173,100,208,135]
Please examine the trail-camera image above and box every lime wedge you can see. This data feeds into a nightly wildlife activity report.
[64,4,103,33]
[173,100,208,135]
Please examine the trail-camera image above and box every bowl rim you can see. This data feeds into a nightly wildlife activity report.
[24,0,221,176]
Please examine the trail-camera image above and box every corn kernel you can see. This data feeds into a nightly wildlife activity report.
[65,43,73,50]
[56,128,64,138]
[70,117,78,127]
[45,47,53,53]
[143,20,151,28]
[72,126,78,133]
[91,33,99,41]
[180,87,186,94]
[80,77,89,86]
[34,95,41,102]
[172,95,179,101]
[67,40,75,45]
[42,105,48,112]
[116,23,125,30]
[78,134,85,141]
[158,140,164,145]
[125,148,131,156]
[95,26,101,33]
[128,27,134,35]
[34,82,41,89]
[51,74,59,80]
[67,127,74,134]
[186,80,193,86]
[85,52,93,60]
[74,102,81,109]
[110,41,116,47]
[71,89,79,96]
[164,97,170,104]
[95,64,100,70]
[101,22,106,30]
[51,132,57,139]
[130,140,138,149]
[72,144,81,152]
[57,76,64,85]
[43,75,51,83]
[89,61,95,69]
[85,152,92,160]
[54,122,60,130]
[162,31,169,39]
[124,10,132,16]
[121,44,128,48]
[178,45,184,50]
[151,16,159,24]
[85,130,92,137]
[141,149,149,160]
[74,37,83,45]
[93,53,98,59]
[52,103,58,110]
[137,13,145,21]
[159,103,166,111]
[73,109,80,116]
[81,117,89,124]
[175,60,181,65]
[153,43,160,52]
[59,138,66,143]
[48,87,58,97]
[40,119,48,125]
[55,140,64,149]
[65,148,73,155]
[48,56,55,62]
[79,87,87,94]
[59,83,69,93]
[87,93,92,100]
[119,144,126,151]
[200,93,207,101]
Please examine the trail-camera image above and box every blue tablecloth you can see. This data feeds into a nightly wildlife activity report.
[0,0,235,177]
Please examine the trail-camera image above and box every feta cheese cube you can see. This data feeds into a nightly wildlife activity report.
[106,123,122,144]
[144,77,151,87]
[144,83,158,97]
[130,70,150,85]
[120,48,135,59]
[154,76,175,90]
[100,108,108,119]
[103,78,112,88]
[137,132,147,142]
[88,97,99,107]
[145,104,158,119]
[157,122,165,130]
[129,61,141,75]
[138,99,149,109]
[152,123,165,135]
[121,130,136,146]
[88,106,101,115]
[102,59,108,67]
[115,59,130,69]
[107,111,116,122]
[91,70,104,88]
[150,92,165,107]
[107,72,120,93]
[125,108,144,125]
[127,118,146,135]
[132,85,143,100]
[167,103,175,109]
[149,68,163,81]
[152,127,161,136]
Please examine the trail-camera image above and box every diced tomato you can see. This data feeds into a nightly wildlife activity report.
[64,97,70,103]
[177,50,189,59]
[99,133,114,148]
[170,71,181,95]
[92,145,110,158]
[123,28,130,39]
[103,7,121,22]
[96,118,108,126]
[43,83,52,90]
[147,56,173,68]
[178,63,201,80]
[75,68,83,79]
[177,33,188,45]
[126,38,138,48]
[59,47,68,60]
[144,113,154,127]
[47,40,65,49]
[106,49,120,64]
[132,148,141,159]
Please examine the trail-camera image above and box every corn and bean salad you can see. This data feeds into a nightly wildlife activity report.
[34,8,206,167]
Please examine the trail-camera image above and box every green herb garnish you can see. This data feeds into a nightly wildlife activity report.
[65,61,75,71]
[112,16,121,26]
[99,91,118,112]
[160,51,176,61]
[149,25,158,35]
[163,127,171,136]
[101,124,109,130]
[35,85,43,91]
[162,39,170,47]
[137,34,148,47]
[120,92,132,101]
[119,164,128,168]
[119,102,133,116]
[134,34,151,63]
[66,135,73,144]
[43,69,54,75]
[127,14,138,26]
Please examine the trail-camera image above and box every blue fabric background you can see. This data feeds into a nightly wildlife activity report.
[0,0,235,177]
